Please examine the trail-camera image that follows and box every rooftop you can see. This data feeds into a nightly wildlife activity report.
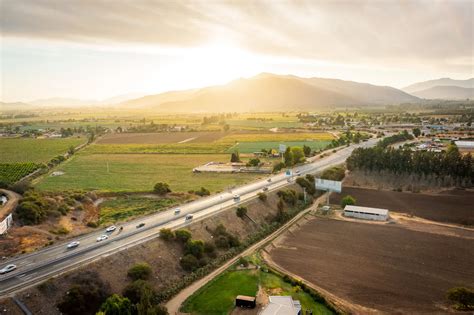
[259,296,301,315]
[344,205,389,216]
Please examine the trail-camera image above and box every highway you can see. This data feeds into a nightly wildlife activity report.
[0,138,378,296]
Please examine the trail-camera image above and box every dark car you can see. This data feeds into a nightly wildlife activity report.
[136,223,145,229]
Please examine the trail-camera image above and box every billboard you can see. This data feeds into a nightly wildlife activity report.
[0,214,13,235]
[279,144,287,153]
[315,178,342,193]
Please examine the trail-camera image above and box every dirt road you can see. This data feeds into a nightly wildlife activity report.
[0,189,20,221]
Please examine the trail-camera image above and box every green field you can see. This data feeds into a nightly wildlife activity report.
[181,268,334,315]
[36,154,261,193]
[0,137,86,163]
[227,140,331,153]
[99,196,182,225]
[0,162,41,183]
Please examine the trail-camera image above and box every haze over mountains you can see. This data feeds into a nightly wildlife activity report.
[403,78,474,100]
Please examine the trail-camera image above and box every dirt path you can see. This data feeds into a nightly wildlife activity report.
[165,196,325,314]
[0,189,21,221]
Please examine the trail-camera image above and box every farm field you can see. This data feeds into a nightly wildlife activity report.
[269,217,474,314]
[36,154,261,193]
[181,267,333,315]
[0,163,41,184]
[96,131,226,144]
[332,187,474,225]
[0,137,86,163]
[227,140,331,153]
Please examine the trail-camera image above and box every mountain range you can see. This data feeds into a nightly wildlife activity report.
[403,78,474,100]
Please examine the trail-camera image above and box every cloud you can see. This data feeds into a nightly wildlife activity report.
[1,0,472,74]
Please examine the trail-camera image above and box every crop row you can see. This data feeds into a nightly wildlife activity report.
[0,162,42,184]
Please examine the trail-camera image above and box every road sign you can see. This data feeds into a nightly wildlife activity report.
[315,178,342,193]
[279,144,287,153]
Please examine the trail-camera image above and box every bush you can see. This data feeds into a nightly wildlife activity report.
[277,189,298,206]
[153,182,171,195]
[123,280,154,304]
[175,229,192,243]
[257,192,267,202]
[246,158,260,167]
[237,257,249,267]
[195,187,210,197]
[16,201,46,225]
[99,294,133,315]
[160,228,174,241]
[447,287,474,310]
[10,180,32,194]
[236,206,247,218]
[214,235,230,249]
[230,151,240,163]
[184,240,205,259]
[180,254,200,272]
[341,195,356,208]
[127,263,152,281]
[320,165,345,181]
[273,162,285,173]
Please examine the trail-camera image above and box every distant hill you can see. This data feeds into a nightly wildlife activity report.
[120,73,419,112]
[0,101,34,111]
[410,86,474,100]
[403,78,474,100]
[28,93,145,107]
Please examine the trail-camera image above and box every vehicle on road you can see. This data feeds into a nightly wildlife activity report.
[233,194,240,200]
[267,178,272,182]
[96,235,108,242]
[185,214,194,221]
[136,223,145,229]
[0,264,16,275]
[287,178,293,183]
[106,225,117,232]
[174,208,181,215]
[67,241,80,249]
[295,170,301,175]
[262,186,269,192]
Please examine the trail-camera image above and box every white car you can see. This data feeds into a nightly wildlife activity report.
[0,264,16,275]
[233,194,240,200]
[106,225,117,233]
[174,208,181,215]
[67,241,80,249]
[96,235,108,242]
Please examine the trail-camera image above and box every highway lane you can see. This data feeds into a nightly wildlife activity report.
[0,138,378,296]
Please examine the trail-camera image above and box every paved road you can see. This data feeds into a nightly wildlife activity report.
[0,138,378,296]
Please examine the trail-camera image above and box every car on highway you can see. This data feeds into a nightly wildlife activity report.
[295,170,301,175]
[136,223,145,229]
[267,178,272,182]
[0,264,17,275]
[67,241,80,249]
[287,178,293,183]
[185,214,194,221]
[96,235,108,242]
[106,225,117,232]
[174,208,181,215]
[262,186,269,192]
[233,194,240,200]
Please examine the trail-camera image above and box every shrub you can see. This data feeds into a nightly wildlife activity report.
[153,182,171,195]
[341,195,356,208]
[447,287,474,310]
[230,151,240,163]
[246,158,260,167]
[127,263,152,281]
[237,257,249,267]
[160,228,174,241]
[215,235,230,249]
[184,240,205,259]
[273,162,285,173]
[257,192,267,202]
[195,187,210,197]
[320,165,345,181]
[175,229,192,243]
[277,189,298,206]
[180,254,200,272]
[123,280,154,304]
[99,294,133,315]
[16,201,46,225]
[236,206,247,218]
[10,180,32,194]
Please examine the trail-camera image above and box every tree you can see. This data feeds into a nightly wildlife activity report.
[223,124,230,132]
[195,187,210,196]
[123,280,154,304]
[153,182,171,195]
[230,151,241,162]
[412,127,421,138]
[184,240,205,258]
[236,206,247,218]
[159,228,174,241]
[16,201,46,225]
[175,229,192,243]
[99,294,133,315]
[341,195,356,208]
[257,192,267,202]
[283,147,293,167]
[136,284,169,315]
[447,287,474,310]
[180,254,200,271]
[127,263,152,281]
[291,147,305,164]
[273,162,285,173]
[246,158,260,167]
[68,146,75,155]
[303,145,311,157]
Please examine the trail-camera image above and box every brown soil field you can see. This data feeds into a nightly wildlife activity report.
[269,217,474,314]
[2,185,299,314]
[332,187,474,225]
[96,132,226,144]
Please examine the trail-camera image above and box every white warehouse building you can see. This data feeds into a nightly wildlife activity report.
[343,205,389,221]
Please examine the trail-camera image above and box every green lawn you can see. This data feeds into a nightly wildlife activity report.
[0,137,86,163]
[181,268,334,315]
[36,154,261,193]
[227,140,331,153]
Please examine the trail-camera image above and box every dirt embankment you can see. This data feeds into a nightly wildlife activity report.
[331,186,474,226]
[267,216,474,314]
[0,189,21,221]
[2,186,297,315]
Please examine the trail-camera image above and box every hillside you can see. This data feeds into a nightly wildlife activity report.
[403,78,474,93]
[120,73,419,112]
[411,86,474,100]
[0,101,34,111]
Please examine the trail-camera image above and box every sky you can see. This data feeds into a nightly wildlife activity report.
[0,0,473,102]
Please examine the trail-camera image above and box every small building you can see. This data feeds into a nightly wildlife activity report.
[455,140,474,152]
[235,295,256,308]
[259,296,301,315]
[344,205,389,221]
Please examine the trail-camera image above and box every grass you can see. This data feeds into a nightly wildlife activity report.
[36,154,261,193]
[82,143,229,154]
[0,137,86,163]
[181,268,334,315]
[99,196,180,225]
[220,132,334,143]
[227,140,332,153]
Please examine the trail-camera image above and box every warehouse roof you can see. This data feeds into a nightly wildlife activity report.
[455,140,474,148]
[344,205,389,216]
